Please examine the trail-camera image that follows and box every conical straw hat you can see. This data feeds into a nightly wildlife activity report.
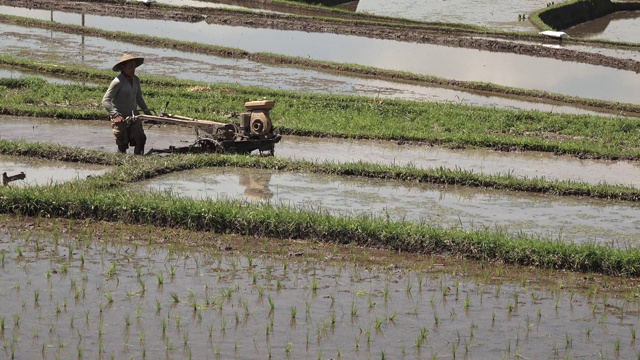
[112,53,144,72]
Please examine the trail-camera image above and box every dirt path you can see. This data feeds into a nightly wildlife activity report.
[6,0,640,74]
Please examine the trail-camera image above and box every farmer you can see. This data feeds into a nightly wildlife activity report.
[101,53,152,155]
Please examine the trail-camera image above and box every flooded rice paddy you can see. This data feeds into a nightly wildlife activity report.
[3,6,640,104]
[1,25,611,116]
[1,223,640,359]
[137,167,640,247]
[0,154,110,187]
[3,1,640,359]
[355,0,546,31]
[3,115,640,188]
[2,115,640,247]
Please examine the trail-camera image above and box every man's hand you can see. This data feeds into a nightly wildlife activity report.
[112,115,124,123]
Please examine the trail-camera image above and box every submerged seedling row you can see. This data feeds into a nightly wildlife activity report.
[1,225,639,359]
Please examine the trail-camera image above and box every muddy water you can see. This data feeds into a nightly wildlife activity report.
[137,167,640,246]
[0,67,98,85]
[2,115,640,188]
[1,227,637,359]
[0,154,110,186]
[567,10,640,43]
[356,0,548,32]
[0,116,204,154]
[2,25,611,116]
[277,136,640,188]
[3,6,640,104]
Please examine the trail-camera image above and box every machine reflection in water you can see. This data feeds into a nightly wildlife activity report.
[239,172,273,201]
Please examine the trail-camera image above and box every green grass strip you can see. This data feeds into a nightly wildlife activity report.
[1,182,639,277]
[2,75,640,161]
[2,140,639,201]
[2,15,640,117]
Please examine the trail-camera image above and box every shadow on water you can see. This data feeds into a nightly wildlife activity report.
[567,10,640,43]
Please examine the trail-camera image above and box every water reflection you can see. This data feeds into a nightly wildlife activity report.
[2,24,620,116]
[3,6,640,103]
[2,116,640,188]
[139,167,640,247]
[239,172,273,200]
[0,154,110,186]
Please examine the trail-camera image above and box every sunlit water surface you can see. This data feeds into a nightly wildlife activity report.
[2,6,640,104]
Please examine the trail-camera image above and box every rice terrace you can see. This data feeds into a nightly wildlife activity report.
[2,0,640,358]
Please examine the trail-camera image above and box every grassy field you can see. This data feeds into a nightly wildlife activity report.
[2,70,640,161]
[2,21,640,278]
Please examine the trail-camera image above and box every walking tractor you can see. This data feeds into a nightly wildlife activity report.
[135,100,281,156]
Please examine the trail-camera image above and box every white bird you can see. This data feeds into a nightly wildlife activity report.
[139,0,157,6]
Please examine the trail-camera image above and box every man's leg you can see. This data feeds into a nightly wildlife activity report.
[130,119,147,155]
[112,121,129,154]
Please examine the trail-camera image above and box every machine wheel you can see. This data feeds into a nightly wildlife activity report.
[259,144,275,156]
[193,138,224,153]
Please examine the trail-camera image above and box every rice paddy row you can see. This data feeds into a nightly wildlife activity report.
[2,140,640,202]
[1,153,640,277]
[1,218,640,359]
[1,68,640,161]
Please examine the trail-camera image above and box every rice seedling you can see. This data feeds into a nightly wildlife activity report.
[565,332,572,349]
[106,262,117,279]
[170,292,180,304]
[374,317,384,330]
[33,289,40,305]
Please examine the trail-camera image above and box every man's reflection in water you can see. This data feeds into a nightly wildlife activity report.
[239,172,273,201]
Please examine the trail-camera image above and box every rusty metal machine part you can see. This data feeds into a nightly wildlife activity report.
[241,100,274,137]
[136,99,280,155]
